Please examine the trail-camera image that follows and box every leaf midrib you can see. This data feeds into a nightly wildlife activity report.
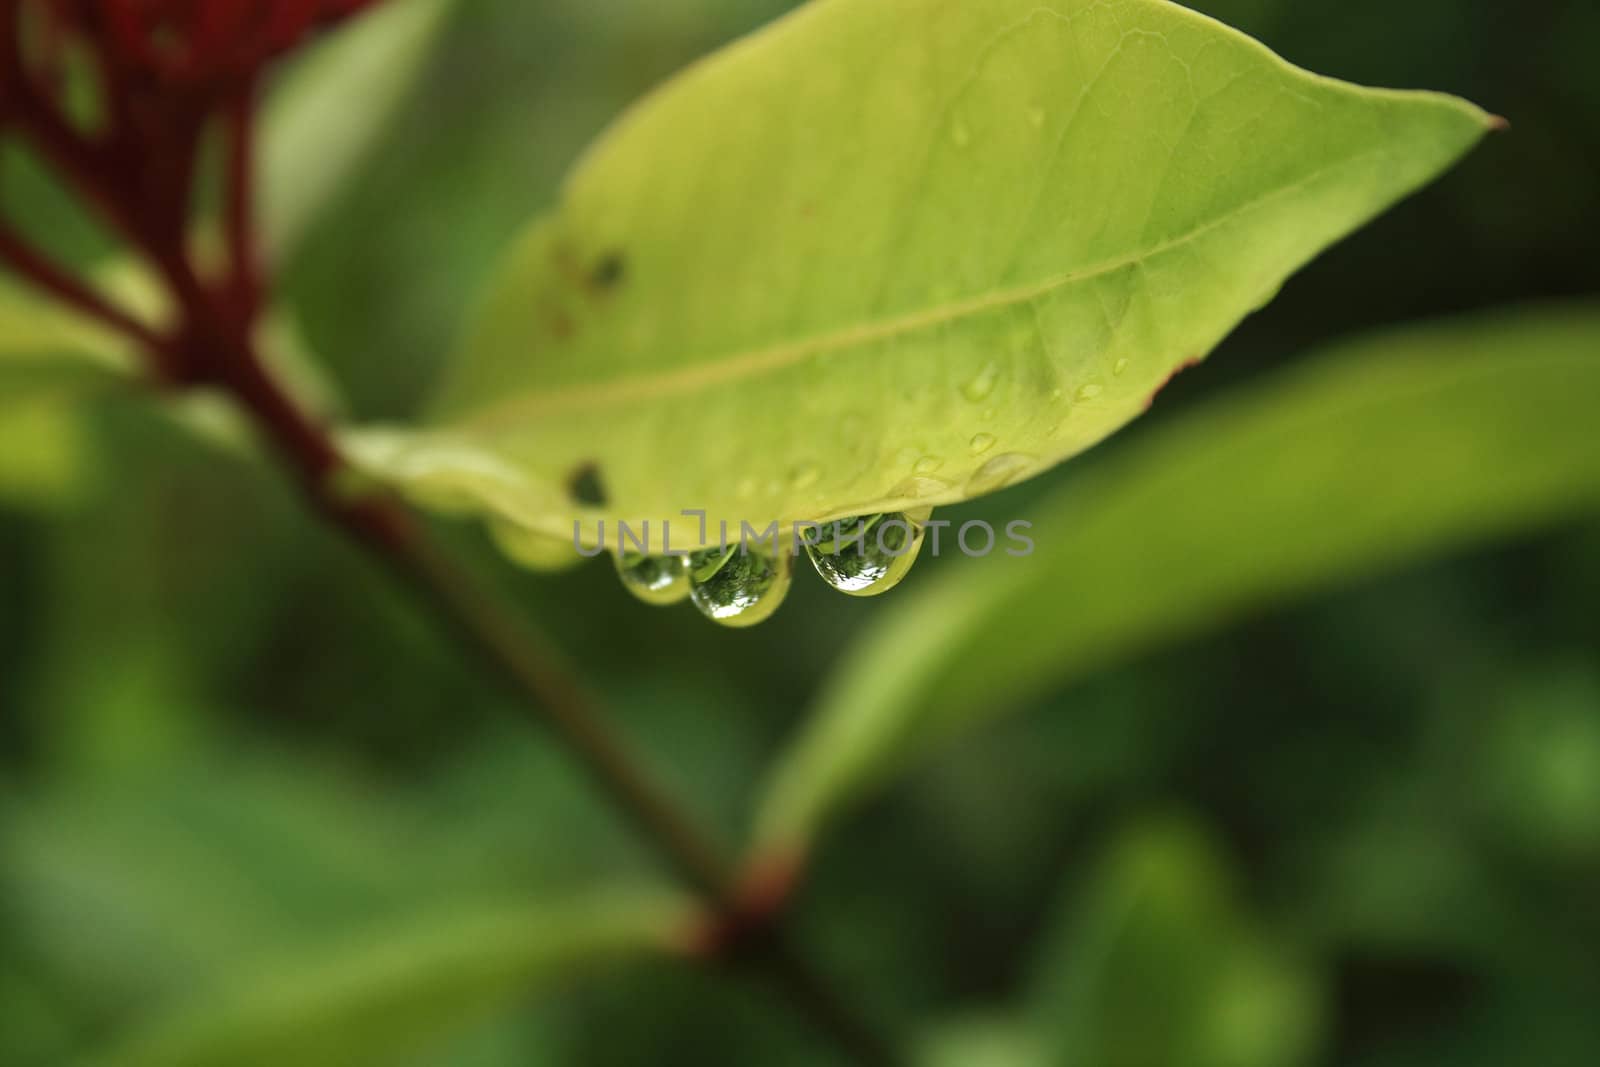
[459,142,1392,430]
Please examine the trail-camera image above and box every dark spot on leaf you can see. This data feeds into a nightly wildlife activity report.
[568,462,609,507]
[548,310,575,339]
[590,252,626,291]
[1145,355,1202,411]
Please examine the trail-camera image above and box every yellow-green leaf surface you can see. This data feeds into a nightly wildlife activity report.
[94,891,686,1067]
[352,0,1494,547]
[755,303,1600,850]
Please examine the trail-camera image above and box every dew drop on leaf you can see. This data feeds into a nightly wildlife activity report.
[890,476,951,500]
[789,463,821,491]
[803,510,932,598]
[969,432,997,455]
[967,453,1036,495]
[1113,357,1130,376]
[1027,104,1047,128]
[913,455,945,475]
[616,552,692,606]
[688,545,791,627]
[951,120,971,148]
[962,361,999,402]
[1076,382,1104,401]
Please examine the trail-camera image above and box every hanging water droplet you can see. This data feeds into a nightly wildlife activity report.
[803,511,932,598]
[491,521,583,573]
[962,361,999,402]
[1113,357,1130,376]
[688,545,791,627]
[969,432,997,455]
[616,551,692,606]
[1076,382,1104,401]
[951,120,971,148]
[913,455,945,475]
[967,452,1036,495]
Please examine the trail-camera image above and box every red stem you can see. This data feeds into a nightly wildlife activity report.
[222,81,261,320]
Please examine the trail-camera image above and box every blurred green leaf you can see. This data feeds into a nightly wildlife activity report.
[757,303,1600,850]
[0,275,139,392]
[1026,818,1323,1067]
[350,0,1490,547]
[262,0,459,263]
[916,1015,1047,1067]
[0,393,95,511]
[92,891,686,1067]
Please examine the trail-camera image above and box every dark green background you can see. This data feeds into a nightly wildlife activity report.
[2,1,1597,1063]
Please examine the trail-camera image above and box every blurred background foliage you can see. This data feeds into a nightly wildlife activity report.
[2,0,1597,1064]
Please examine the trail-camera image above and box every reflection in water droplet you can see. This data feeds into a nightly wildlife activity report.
[1076,382,1104,401]
[962,361,999,402]
[689,545,791,627]
[492,521,583,572]
[913,455,945,475]
[952,121,971,147]
[803,510,932,598]
[1113,357,1130,376]
[967,452,1036,494]
[1028,104,1047,128]
[616,552,692,606]
[969,432,997,455]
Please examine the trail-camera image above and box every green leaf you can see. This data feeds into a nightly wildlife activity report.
[350,0,1493,547]
[92,891,686,1067]
[0,392,95,511]
[755,303,1600,850]
[1025,818,1323,1067]
[262,0,459,262]
[0,275,140,392]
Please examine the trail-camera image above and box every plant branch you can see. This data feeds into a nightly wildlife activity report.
[222,82,261,316]
[214,325,901,1066]
[0,7,901,1054]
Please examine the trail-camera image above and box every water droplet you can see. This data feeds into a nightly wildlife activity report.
[890,476,951,500]
[967,452,1036,495]
[951,120,971,148]
[1113,357,1130,376]
[735,476,759,500]
[962,361,999,402]
[1028,104,1047,128]
[689,545,791,627]
[803,511,932,598]
[789,463,821,491]
[491,521,583,572]
[982,407,996,421]
[969,432,997,455]
[616,552,692,606]
[1076,382,1104,401]
[913,455,945,475]
[1049,387,1066,404]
